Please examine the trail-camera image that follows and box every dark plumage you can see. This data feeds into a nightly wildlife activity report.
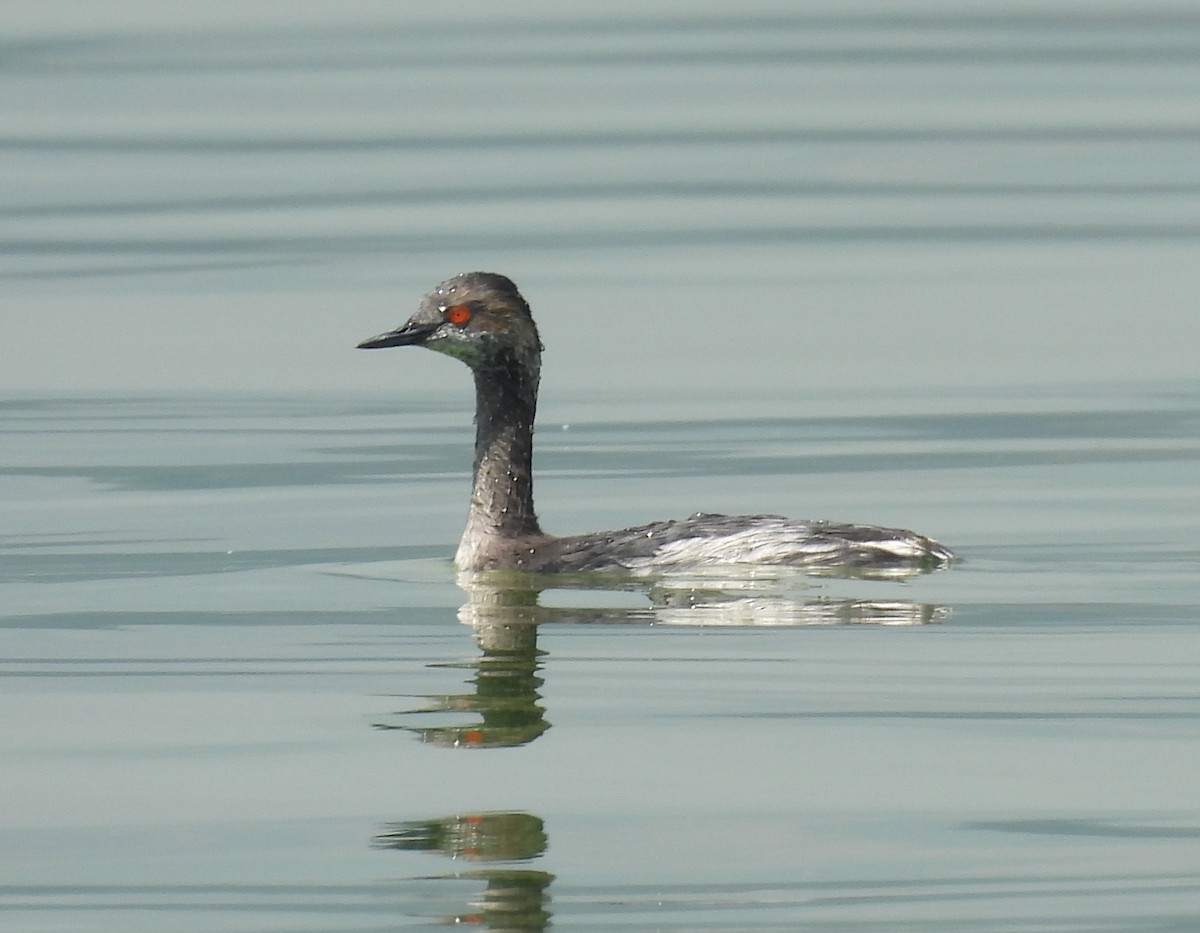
[359,272,954,575]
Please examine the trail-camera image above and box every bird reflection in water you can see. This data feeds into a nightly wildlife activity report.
[374,596,550,749]
[374,568,949,750]
[370,572,950,928]
[374,811,553,929]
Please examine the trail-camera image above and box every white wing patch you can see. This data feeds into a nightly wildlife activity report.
[624,517,947,572]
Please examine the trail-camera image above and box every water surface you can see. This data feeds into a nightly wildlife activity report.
[4,386,1200,930]
[4,2,1200,929]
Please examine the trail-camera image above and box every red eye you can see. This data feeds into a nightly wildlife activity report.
[445,305,471,326]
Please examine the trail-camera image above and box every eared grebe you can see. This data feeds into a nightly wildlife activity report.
[358,272,955,574]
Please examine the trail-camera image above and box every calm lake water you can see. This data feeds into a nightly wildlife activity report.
[4,3,1200,930]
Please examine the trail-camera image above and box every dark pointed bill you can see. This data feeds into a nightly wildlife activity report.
[356,320,439,349]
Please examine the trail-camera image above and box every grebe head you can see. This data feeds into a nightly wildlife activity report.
[357,271,542,373]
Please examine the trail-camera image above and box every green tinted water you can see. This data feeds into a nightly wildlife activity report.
[5,1,1200,927]
[3,386,1199,930]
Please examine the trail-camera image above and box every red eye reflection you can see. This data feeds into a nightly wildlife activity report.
[445,305,471,326]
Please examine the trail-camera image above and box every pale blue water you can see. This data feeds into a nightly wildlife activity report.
[4,3,1200,930]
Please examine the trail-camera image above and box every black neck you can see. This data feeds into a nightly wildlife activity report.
[467,349,542,539]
